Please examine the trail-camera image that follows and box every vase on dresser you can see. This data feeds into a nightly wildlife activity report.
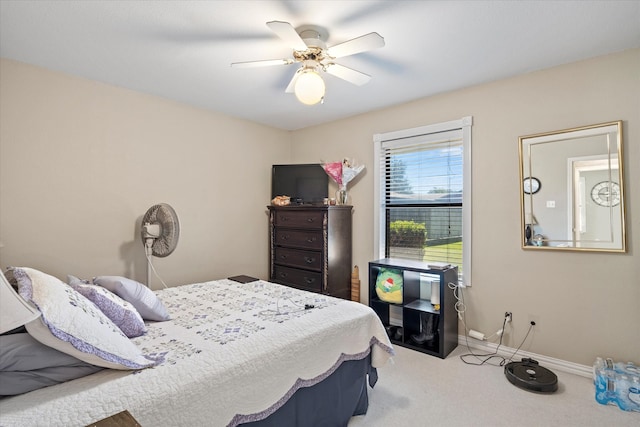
[336,184,349,205]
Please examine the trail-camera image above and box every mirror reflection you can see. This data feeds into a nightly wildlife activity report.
[519,121,626,252]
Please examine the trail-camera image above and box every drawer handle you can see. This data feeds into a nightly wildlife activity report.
[306,218,314,223]
[306,237,316,243]
[279,272,288,278]
[281,216,289,221]
[279,254,288,260]
[304,277,315,284]
[281,235,290,241]
[304,257,315,264]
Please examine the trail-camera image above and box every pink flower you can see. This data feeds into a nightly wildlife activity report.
[322,158,365,188]
[322,162,343,185]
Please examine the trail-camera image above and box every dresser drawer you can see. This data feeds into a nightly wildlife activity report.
[272,265,323,293]
[274,247,322,271]
[273,210,325,229]
[274,229,323,250]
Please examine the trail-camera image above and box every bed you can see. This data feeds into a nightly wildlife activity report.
[0,268,394,426]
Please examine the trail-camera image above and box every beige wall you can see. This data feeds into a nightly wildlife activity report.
[0,59,291,286]
[290,49,639,366]
[1,49,638,366]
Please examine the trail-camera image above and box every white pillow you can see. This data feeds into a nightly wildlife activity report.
[9,267,159,370]
[68,275,147,338]
[93,276,170,321]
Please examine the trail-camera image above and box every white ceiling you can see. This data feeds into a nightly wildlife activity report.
[1,1,639,131]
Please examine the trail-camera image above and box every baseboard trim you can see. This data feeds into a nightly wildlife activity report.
[457,335,592,378]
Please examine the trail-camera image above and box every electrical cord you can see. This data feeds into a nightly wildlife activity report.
[449,280,537,368]
[145,251,169,289]
[460,317,536,367]
[460,317,508,366]
[258,296,315,317]
[505,322,535,364]
[452,282,505,365]
[449,282,466,328]
[452,283,536,366]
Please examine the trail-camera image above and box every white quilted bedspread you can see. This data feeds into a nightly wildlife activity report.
[0,279,393,427]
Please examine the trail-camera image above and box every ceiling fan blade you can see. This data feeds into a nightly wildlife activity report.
[327,32,385,58]
[285,69,301,93]
[231,58,294,68]
[325,63,371,86]
[266,21,308,51]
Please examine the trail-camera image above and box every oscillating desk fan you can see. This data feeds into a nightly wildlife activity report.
[140,203,180,287]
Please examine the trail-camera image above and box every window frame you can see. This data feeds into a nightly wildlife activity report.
[373,116,473,286]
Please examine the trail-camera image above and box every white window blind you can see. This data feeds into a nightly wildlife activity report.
[374,117,472,286]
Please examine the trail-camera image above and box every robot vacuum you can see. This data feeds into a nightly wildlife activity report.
[504,358,558,393]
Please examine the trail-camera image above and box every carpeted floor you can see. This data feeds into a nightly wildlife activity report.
[348,345,638,426]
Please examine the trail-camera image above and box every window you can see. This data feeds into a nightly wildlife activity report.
[374,117,472,286]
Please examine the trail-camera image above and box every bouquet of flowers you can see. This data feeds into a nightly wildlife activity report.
[322,158,365,204]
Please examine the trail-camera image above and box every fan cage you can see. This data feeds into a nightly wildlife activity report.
[141,203,180,258]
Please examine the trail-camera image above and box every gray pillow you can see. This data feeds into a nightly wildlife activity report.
[0,333,104,396]
[93,276,170,321]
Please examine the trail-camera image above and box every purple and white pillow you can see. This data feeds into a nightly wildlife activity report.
[8,267,159,370]
[68,275,147,338]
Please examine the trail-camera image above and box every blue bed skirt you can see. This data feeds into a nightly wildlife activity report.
[240,354,377,426]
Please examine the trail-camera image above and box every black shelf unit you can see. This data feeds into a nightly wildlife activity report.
[369,258,458,358]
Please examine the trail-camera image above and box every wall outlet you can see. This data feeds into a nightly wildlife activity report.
[528,314,540,332]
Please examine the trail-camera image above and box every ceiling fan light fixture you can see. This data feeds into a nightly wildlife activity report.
[231,21,385,104]
[294,69,325,105]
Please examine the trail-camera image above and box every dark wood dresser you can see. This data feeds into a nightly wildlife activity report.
[268,205,352,299]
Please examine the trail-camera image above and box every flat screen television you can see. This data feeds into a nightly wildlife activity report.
[271,163,328,205]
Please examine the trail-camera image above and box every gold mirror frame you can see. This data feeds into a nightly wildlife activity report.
[519,121,626,252]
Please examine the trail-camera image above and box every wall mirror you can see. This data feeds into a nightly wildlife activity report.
[519,121,626,252]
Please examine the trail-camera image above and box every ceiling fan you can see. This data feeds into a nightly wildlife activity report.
[231,21,385,105]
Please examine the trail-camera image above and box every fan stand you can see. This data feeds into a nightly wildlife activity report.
[144,237,154,287]
[142,221,161,287]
